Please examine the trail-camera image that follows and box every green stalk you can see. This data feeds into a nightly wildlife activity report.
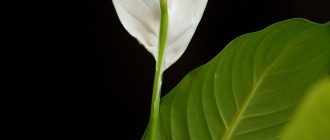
[148,0,168,139]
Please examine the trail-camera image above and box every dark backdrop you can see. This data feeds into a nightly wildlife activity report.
[72,0,329,139]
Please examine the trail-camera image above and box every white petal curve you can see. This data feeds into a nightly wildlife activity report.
[113,0,208,70]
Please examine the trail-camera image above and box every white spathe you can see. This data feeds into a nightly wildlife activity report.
[112,0,208,71]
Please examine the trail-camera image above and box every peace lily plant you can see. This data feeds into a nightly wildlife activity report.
[112,0,330,140]
[113,0,208,139]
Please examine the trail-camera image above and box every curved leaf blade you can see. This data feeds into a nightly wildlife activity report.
[280,78,330,140]
[148,18,330,140]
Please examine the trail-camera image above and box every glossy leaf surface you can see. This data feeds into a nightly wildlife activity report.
[280,78,330,140]
[144,19,330,140]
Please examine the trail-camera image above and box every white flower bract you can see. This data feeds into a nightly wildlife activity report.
[113,0,208,70]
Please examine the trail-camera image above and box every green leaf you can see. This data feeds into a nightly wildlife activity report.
[280,78,330,140]
[143,18,330,140]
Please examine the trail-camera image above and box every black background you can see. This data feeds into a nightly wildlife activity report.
[72,0,329,139]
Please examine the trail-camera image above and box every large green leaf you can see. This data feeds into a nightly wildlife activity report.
[143,18,330,140]
[280,78,330,140]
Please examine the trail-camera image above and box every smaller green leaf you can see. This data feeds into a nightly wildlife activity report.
[280,78,330,140]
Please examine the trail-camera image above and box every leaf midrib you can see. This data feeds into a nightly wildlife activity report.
[221,42,291,140]
[221,72,268,140]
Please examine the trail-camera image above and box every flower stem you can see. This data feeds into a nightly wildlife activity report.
[148,0,168,140]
